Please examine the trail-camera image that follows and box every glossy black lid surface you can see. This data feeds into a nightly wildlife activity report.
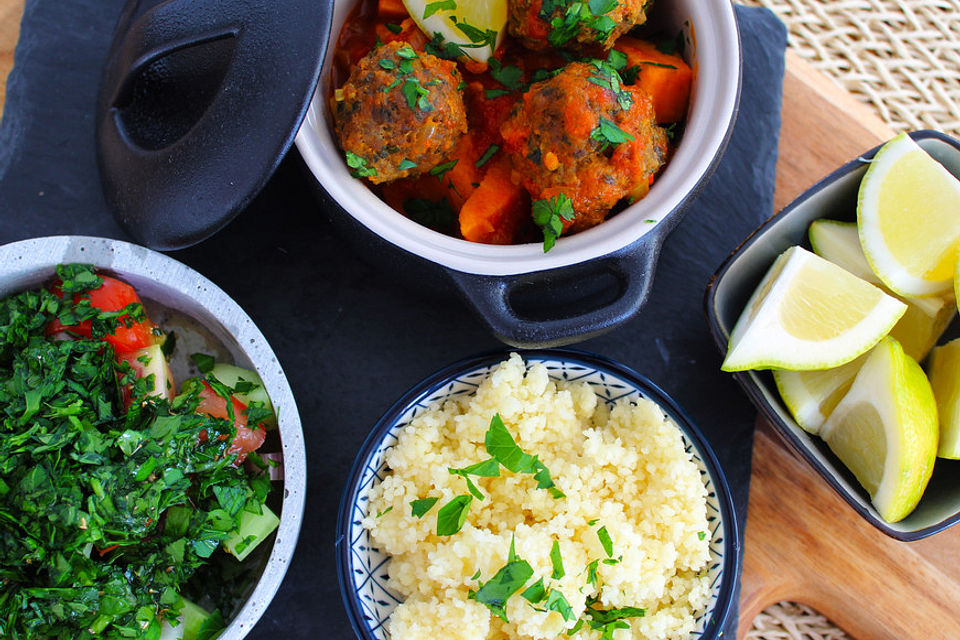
[96,0,332,250]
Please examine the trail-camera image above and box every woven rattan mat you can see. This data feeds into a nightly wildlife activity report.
[737,1,959,637]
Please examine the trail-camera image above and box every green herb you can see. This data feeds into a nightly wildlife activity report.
[410,497,439,518]
[474,144,498,169]
[401,77,432,111]
[698,531,706,541]
[586,559,600,586]
[456,80,467,90]
[607,49,627,70]
[345,151,378,178]
[425,32,468,59]
[471,568,482,580]
[453,20,499,50]
[533,458,565,498]
[396,46,418,59]
[379,58,396,70]
[376,506,394,518]
[429,159,458,182]
[436,494,473,535]
[545,589,576,621]
[532,193,576,252]
[450,457,501,477]
[663,122,678,141]
[424,0,456,17]
[488,58,524,90]
[521,577,546,603]
[191,352,216,374]
[640,60,677,69]
[656,30,685,56]
[550,540,565,579]
[591,117,635,151]
[588,518,599,526]
[469,557,534,622]
[385,22,403,34]
[484,88,512,99]
[621,64,641,84]
[588,0,617,16]
[587,59,633,111]
[403,197,457,230]
[597,526,614,557]
[567,619,585,635]
[485,414,536,473]
[398,159,418,171]
[585,603,647,624]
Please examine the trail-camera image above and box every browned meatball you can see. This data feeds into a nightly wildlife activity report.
[334,41,468,184]
[500,61,667,231]
[508,0,652,50]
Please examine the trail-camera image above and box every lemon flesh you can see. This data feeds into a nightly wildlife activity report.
[809,218,955,361]
[820,337,938,523]
[858,133,960,298]
[722,246,907,371]
[927,339,960,459]
[402,0,506,63]
[774,351,868,435]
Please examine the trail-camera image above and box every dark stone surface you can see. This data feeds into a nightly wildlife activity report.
[0,3,786,637]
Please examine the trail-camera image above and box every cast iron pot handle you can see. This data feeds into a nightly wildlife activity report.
[447,238,662,348]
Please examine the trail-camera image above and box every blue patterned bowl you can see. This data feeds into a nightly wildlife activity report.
[336,350,739,640]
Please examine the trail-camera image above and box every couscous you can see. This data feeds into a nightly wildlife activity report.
[362,354,712,639]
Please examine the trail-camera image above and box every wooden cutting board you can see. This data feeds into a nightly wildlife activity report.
[1,7,957,638]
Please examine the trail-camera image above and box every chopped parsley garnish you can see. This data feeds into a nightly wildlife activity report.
[587,59,633,111]
[385,22,403,34]
[640,60,678,70]
[544,589,576,621]
[656,30,685,56]
[475,144,500,168]
[468,553,534,622]
[621,64,642,84]
[471,568,482,580]
[423,0,456,17]
[398,158,418,171]
[378,58,396,70]
[591,117,634,152]
[453,20,499,51]
[550,540,565,579]
[484,88,512,99]
[488,58,524,90]
[436,494,473,535]
[376,506,394,518]
[191,352,216,374]
[429,159,458,182]
[401,77,432,111]
[410,497,439,518]
[698,530,707,541]
[541,0,619,46]
[521,577,547,603]
[532,193,576,252]
[396,45,418,59]
[607,48,627,70]
[597,526,614,557]
[345,151,377,178]
[450,457,501,477]
[425,32,468,59]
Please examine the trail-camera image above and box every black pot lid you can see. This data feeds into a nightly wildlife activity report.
[96,0,332,250]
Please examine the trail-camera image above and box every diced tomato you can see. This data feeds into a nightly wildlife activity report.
[196,381,266,463]
[47,275,155,354]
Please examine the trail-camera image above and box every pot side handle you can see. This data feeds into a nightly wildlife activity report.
[447,240,661,348]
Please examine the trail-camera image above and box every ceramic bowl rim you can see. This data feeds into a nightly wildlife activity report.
[703,129,960,541]
[0,235,306,636]
[335,348,740,640]
[295,1,741,277]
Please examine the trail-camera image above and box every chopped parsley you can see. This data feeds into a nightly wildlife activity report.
[698,530,707,541]
[607,48,627,70]
[452,19,499,51]
[488,58,524,90]
[378,58,395,70]
[375,506,394,518]
[540,0,620,47]
[597,525,614,557]
[521,577,546,603]
[532,193,576,252]
[398,158,418,171]
[403,197,457,230]
[345,151,377,178]
[410,497,439,518]
[586,59,633,111]
[401,77,432,111]
[423,0,456,17]
[550,540,565,579]
[385,22,403,34]
[475,144,500,168]
[436,494,473,535]
[468,549,534,622]
[429,159,458,182]
[190,351,216,374]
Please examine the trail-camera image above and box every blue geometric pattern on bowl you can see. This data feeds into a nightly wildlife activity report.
[344,354,728,639]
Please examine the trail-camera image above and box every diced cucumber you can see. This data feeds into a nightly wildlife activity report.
[209,363,276,427]
[159,598,216,640]
[222,504,280,562]
[121,344,175,400]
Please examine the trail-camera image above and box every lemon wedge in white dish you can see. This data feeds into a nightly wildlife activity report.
[809,218,955,361]
[820,337,938,523]
[721,246,907,372]
[402,0,506,63]
[858,133,960,298]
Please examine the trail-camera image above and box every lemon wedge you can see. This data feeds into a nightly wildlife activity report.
[926,339,960,459]
[722,246,907,372]
[809,218,955,361]
[858,133,960,298]
[773,351,869,435]
[402,0,506,63]
[820,337,938,522]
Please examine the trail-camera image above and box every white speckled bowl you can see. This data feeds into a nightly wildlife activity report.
[337,350,739,640]
[0,235,306,638]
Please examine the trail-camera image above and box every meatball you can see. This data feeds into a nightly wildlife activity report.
[507,0,651,50]
[500,61,668,231]
[334,41,468,184]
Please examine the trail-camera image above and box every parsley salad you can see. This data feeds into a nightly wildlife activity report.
[0,265,280,640]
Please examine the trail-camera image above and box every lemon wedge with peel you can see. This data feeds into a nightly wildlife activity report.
[402,0,506,63]
[926,338,960,459]
[722,246,907,372]
[773,351,869,435]
[820,337,938,522]
[809,218,955,361]
[858,133,960,298]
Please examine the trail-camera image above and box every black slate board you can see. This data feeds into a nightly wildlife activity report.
[0,4,786,637]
